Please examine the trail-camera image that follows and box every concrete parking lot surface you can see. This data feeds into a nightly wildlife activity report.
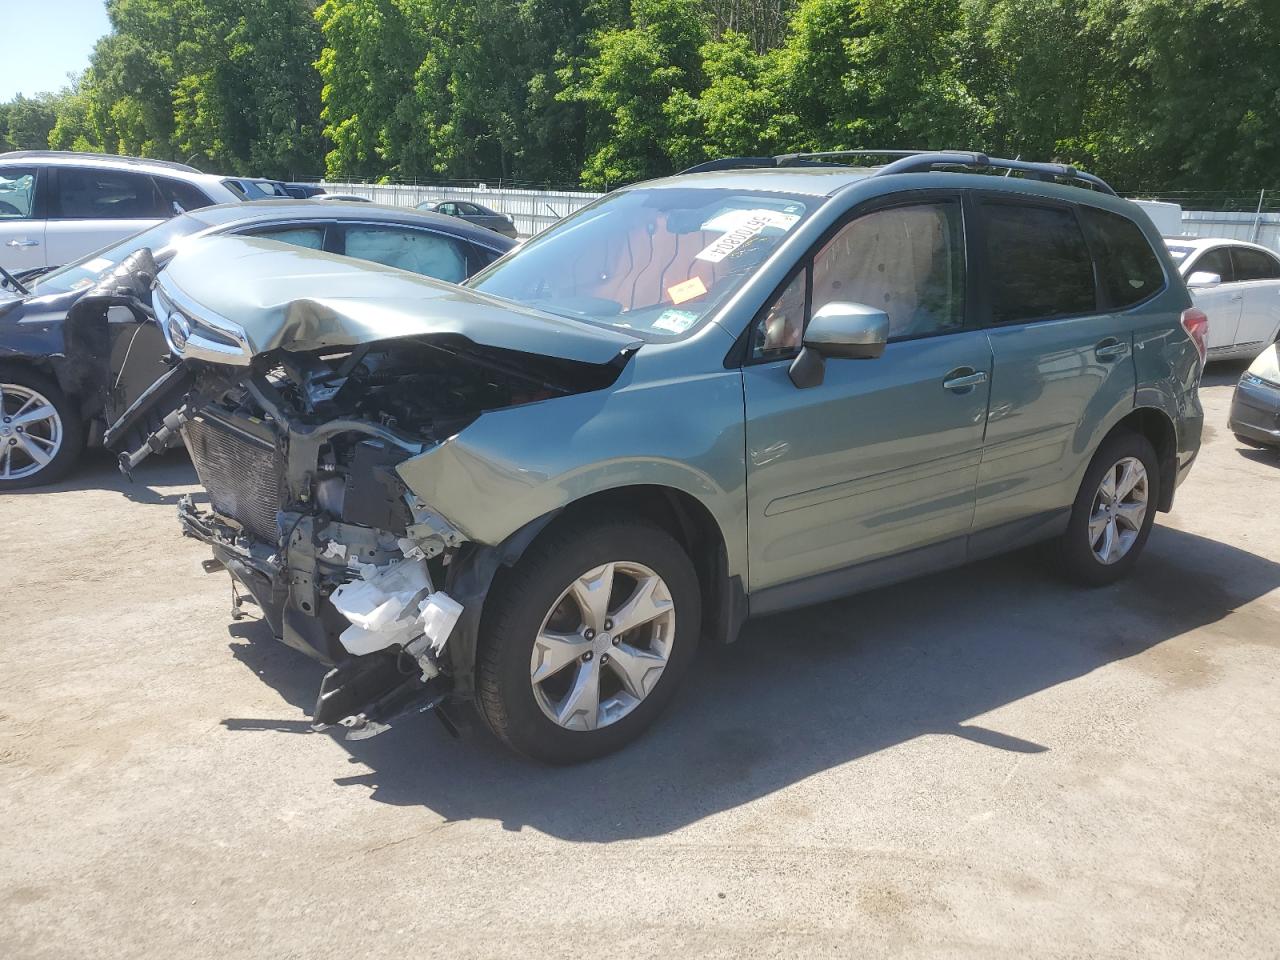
[2,363,1278,959]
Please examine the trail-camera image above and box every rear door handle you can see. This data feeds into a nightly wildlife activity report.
[1095,338,1129,361]
[1229,293,1244,302]
[942,368,988,392]
[5,239,39,248]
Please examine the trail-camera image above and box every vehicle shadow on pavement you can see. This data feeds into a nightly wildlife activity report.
[222,522,1280,841]
[4,448,205,505]
[1237,446,1280,467]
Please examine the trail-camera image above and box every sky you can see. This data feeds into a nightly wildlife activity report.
[0,0,111,101]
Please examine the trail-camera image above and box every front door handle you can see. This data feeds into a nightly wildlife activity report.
[942,368,988,392]
[1095,338,1129,362]
[5,239,39,248]
[1229,293,1244,302]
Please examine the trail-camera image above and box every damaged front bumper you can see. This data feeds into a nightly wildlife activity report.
[108,235,640,741]
[177,485,468,739]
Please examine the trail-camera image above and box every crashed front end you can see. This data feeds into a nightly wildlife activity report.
[110,236,638,739]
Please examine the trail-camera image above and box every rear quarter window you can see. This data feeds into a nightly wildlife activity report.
[1079,206,1166,309]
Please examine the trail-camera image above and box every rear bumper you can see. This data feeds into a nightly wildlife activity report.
[1229,375,1280,447]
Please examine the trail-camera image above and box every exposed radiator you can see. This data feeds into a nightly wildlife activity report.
[183,415,285,543]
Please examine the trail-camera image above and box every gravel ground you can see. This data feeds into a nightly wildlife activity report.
[2,361,1278,960]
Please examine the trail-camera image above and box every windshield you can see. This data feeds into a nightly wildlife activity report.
[35,214,214,293]
[468,187,817,338]
[1165,243,1196,265]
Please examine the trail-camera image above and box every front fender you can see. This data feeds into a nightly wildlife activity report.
[395,365,749,581]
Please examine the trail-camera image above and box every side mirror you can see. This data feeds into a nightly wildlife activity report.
[1187,270,1221,288]
[789,302,889,388]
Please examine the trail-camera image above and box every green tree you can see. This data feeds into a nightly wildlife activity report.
[2,93,62,150]
[566,0,709,187]
[1084,0,1280,189]
[663,31,794,162]
[315,0,433,178]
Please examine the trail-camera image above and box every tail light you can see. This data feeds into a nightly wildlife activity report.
[1181,307,1208,367]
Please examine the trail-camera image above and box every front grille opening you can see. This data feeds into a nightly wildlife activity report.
[183,416,284,542]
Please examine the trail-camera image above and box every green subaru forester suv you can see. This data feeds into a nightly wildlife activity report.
[101,150,1204,762]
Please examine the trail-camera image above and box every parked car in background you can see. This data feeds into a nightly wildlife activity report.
[417,198,519,239]
[1229,343,1280,448]
[316,193,373,203]
[0,151,241,273]
[283,182,326,199]
[0,200,515,488]
[1165,237,1280,360]
[221,177,292,200]
[109,151,1203,762]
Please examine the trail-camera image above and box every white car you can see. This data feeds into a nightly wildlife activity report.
[1165,237,1280,361]
[0,151,242,273]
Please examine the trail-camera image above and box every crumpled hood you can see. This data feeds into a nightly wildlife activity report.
[155,235,643,365]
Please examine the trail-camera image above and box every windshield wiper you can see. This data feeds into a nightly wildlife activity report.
[0,263,30,297]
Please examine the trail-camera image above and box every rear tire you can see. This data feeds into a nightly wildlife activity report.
[0,365,85,490]
[1058,431,1159,586]
[476,518,701,764]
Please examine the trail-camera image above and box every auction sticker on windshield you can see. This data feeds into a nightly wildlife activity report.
[696,210,800,264]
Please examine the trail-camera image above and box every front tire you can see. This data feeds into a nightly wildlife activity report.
[1058,431,1159,586]
[0,365,85,490]
[476,518,701,763]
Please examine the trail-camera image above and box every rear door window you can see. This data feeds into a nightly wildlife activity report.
[981,200,1097,323]
[1078,206,1165,309]
[242,224,327,250]
[0,166,38,219]
[1231,247,1280,282]
[55,168,167,219]
[1189,247,1234,284]
[340,225,469,282]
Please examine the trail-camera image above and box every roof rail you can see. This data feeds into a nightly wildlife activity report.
[679,149,1116,195]
[0,150,203,174]
[873,152,1117,195]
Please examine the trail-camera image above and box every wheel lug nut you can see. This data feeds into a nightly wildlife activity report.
[584,628,595,640]
[582,651,593,662]
[603,619,613,630]
[600,654,610,665]
[612,636,620,645]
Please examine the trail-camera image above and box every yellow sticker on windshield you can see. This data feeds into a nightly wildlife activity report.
[668,276,707,304]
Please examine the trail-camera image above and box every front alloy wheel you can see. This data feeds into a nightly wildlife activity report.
[0,369,85,490]
[477,519,700,763]
[1,383,62,481]
[531,561,677,731]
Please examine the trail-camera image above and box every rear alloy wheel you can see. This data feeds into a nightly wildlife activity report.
[477,519,700,763]
[1087,456,1149,565]
[1059,432,1159,586]
[0,369,85,490]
